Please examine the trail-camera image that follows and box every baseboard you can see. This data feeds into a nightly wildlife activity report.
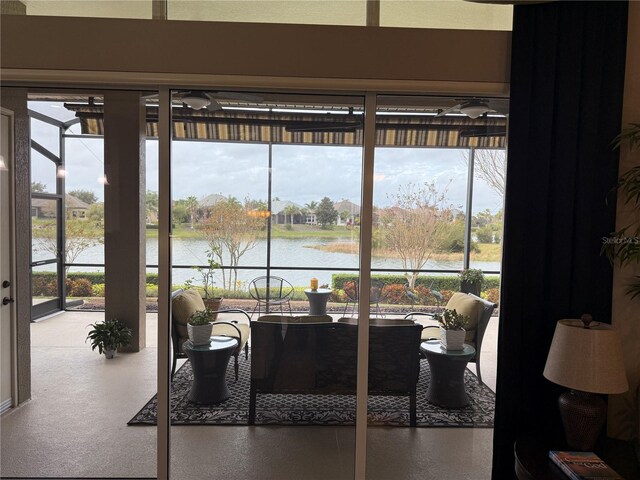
[0,397,13,414]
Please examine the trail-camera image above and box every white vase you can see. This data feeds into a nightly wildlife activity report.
[188,323,213,346]
[440,327,466,351]
[104,349,116,359]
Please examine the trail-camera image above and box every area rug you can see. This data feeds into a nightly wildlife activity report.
[128,351,495,428]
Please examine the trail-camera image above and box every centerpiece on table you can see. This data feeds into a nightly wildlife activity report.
[187,309,214,346]
[434,308,469,351]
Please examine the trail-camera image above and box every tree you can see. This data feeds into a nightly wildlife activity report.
[68,189,98,205]
[380,182,453,288]
[283,204,299,225]
[463,149,506,197]
[87,202,104,226]
[185,196,199,229]
[315,197,338,229]
[36,219,103,274]
[200,198,264,291]
[31,181,47,193]
[145,190,159,224]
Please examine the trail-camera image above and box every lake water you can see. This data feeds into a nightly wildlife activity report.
[58,237,501,288]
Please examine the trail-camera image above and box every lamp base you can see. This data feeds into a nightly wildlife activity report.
[558,389,606,451]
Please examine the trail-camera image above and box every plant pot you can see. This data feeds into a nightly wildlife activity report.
[203,297,223,320]
[188,323,213,346]
[440,327,466,351]
[104,349,116,359]
[460,280,481,297]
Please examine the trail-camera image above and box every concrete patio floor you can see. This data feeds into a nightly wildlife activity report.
[0,310,498,479]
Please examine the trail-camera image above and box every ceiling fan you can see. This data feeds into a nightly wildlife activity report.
[144,90,264,111]
[284,108,363,133]
[179,90,264,111]
[436,98,509,119]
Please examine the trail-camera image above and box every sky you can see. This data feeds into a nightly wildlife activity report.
[29,101,504,214]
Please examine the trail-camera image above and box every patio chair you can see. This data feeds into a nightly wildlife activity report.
[171,289,251,381]
[342,278,385,318]
[248,275,294,319]
[404,292,497,385]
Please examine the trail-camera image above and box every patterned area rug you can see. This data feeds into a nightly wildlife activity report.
[128,351,495,427]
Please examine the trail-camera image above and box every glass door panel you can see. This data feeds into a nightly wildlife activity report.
[365,95,505,478]
[169,90,362,479]
[30,196,61,318]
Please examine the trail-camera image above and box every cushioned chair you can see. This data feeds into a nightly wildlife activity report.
[171,289,251,381]
[404,292,497,385]
[248,276,294,319]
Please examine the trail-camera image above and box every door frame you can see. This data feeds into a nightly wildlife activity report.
[1,107,19,412]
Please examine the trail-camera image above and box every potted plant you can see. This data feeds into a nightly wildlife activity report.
[187,309,214,346]
[434,308,469,351]
[86,318,132,359]
[459,268,484,296]
[193,249,223,316]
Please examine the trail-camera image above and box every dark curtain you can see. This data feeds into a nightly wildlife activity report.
[492,2,628,478]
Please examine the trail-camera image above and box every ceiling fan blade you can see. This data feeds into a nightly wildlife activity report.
[205,96,223,112]
[211,91,264,103]
[435,103,462,117]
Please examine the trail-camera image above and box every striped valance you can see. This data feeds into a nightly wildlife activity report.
[65,105,506,148]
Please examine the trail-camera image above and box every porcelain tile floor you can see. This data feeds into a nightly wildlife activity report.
[0,311,498,479]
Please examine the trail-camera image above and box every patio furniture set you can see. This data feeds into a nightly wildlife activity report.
[170,280,497,422]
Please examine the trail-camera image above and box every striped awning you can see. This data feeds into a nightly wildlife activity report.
[64,105,506,148]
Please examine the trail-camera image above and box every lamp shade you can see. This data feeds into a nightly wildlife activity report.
[543,320,628,394]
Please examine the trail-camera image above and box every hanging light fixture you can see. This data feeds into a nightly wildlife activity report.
[181,91,211,110]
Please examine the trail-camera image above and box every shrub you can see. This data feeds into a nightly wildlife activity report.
[483,287,500,304]
[146,283,158,298]
[92,284,105,297]
[332,273,501,292]
[380,284,406,304]
[68,278,93,297]
[32,276,57,296]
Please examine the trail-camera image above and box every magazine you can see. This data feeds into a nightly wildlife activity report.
[549,451,623,480]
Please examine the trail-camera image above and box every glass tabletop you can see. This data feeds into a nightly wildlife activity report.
[420,339,475,356]
[184,336,238,352]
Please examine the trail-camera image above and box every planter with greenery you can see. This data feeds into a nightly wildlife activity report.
[602,122,640,300]
[86,318,132,359]
[188,309,213,346]
[435,308,469,351]
[193,249,223,317]
[459,268,484,296]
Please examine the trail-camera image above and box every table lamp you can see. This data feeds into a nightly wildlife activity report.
[543,315,628,451]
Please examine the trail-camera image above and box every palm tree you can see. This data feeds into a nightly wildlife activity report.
[185,196,199,229]
[283,204,299,225]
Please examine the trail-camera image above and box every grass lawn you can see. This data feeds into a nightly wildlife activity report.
[147,224,356,239]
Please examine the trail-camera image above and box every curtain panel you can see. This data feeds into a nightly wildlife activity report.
[492,2,628,478]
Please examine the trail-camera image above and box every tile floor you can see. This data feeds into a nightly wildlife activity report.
[0,311,498,479]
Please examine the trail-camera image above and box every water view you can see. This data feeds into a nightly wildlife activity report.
[63,236,501,288]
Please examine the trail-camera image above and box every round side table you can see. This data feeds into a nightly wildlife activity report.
[304,288,333,315]
[183,336,238,404]
[420,339,475,408]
